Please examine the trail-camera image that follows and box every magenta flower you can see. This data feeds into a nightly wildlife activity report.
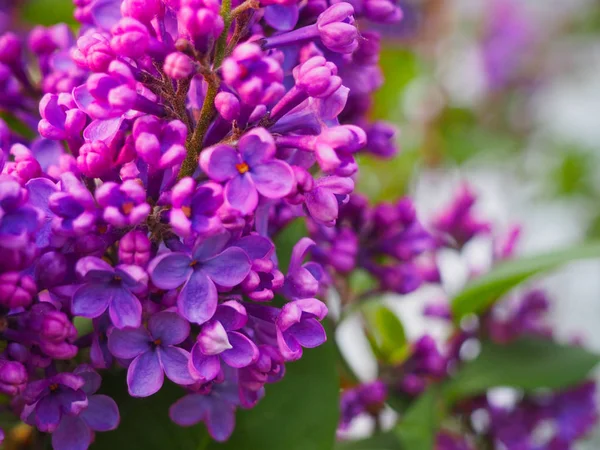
[200,128,294,214]
[148,233,251,324]
[190,301,259,382]
[71,256,148,329]
[108,311,195,397]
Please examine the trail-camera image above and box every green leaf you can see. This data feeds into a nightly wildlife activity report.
[92,375,210,450]
[395,387,444,450]
[208,326,339,450]
[451,242,600,321]
[22,0,77,26]
[444,338,600,402]
[335,432,401,450]
[363,304,408,365]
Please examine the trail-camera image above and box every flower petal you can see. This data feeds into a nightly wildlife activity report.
[169,394,208,427]
[148,311,190,346]
[289,318,326,348]
[81,395,119,431]
[190,345,221,382]
[221,332,259,368]
[251,160,294,199]
[148,252,193,290]
[239,128,276,166]
[202,247,251,287]
[159,346,196,386]
[127,350,164,398]
[108,288,142,329]
[52,416,91,450]
[225,174,258,215]
[107,327,150,359]
[71,284,112,319]
[199,144,240,182]
[178,270,218,325]
[214,301,247,331]
[205,398,236,442]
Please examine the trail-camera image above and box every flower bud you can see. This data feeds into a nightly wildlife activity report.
[295,56,342,98]
[111,18,150,59]
[119,230,152,266]
[35,251,68,289]
[0,272,37,309]
[164,52,195,80]
[77,141,115,178]
[215,92,241,122]
[0,33,22,65]
[121,0,162,23]
[316,3,358,54]
[0,360,27,396]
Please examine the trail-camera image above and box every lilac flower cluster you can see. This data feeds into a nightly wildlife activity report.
[0,0,402,447]
[334,187,598,448]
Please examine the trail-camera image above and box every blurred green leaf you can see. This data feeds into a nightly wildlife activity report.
[451,242,600,322]
[22,0,76,26]
[444,338,600,402]
[274,218,307,274]
[335,432,401,450]
[548,150,595,198]
[395,386,444,450]
[209,326,339,450]
[93,376,210,450]
[363,304,408,365]
[372,48,418,121]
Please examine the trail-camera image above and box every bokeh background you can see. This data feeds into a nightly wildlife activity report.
[11,0,600,446]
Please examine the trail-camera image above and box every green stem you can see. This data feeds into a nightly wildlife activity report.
[213,0,233,69]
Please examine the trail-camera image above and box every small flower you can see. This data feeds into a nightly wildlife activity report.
[200,128,294,214]
[149,232,251,324]
[108,311,195,397]
[95,180,151,227]
[169,178,223,238]
[190,301,259,382]
[71,256,148,329]
[169,372,240,442]
[276,298,328,361]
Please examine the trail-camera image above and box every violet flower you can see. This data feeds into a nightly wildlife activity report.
[200,128,294,214]
[108,311,195,397]
[169,178,223,238]
[190,301,259,382]
[148,233,251,324]
[71,256,148,329]
[276,298,328,361]
[95,180,151,227]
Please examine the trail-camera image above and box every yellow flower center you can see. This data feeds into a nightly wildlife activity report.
[236,162,250,174]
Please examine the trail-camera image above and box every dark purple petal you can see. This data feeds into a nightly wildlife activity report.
[127,350,164,397]
[264,4,299,31]
[205,398,236,442]
[35,395,61,432]
[107,327,150,359]
[148,252,193,290]
[192,231,231,262]
[169,394,208,426]
[178,270,218,325]
[148,311,190,346]
[81,395,119,431]
[202,247,251,287]
[158,346,195,386]
[52,416,91,450]
[221,332,259,368]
